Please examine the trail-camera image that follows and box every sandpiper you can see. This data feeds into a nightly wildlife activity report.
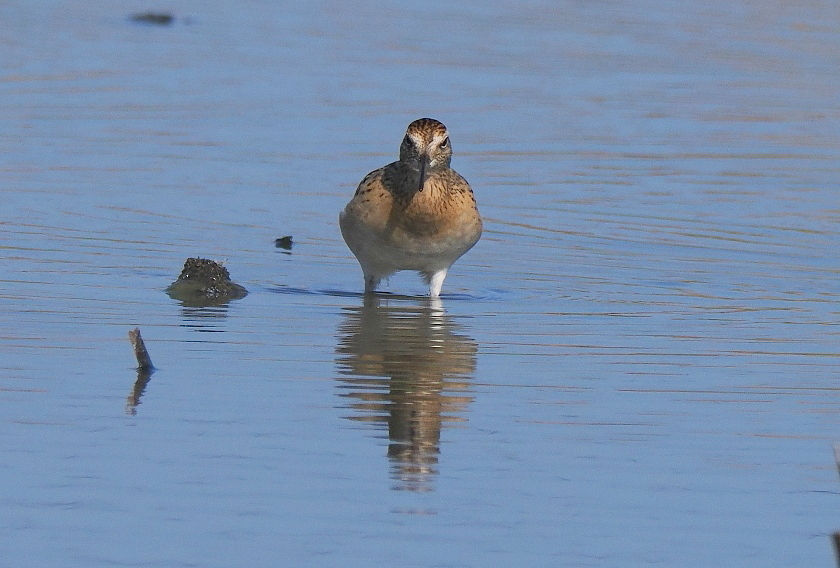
[339,118,482,297]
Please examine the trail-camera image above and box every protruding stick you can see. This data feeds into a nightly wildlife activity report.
[128,328,154,370]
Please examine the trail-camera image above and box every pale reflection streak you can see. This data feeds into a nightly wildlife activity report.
[335,296,477,492]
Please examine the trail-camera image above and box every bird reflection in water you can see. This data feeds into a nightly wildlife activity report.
[335,295,477,491]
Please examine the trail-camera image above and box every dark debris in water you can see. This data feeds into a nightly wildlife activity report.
[130,12,175,25]
[274,236,293,250]
[166,258,247,307]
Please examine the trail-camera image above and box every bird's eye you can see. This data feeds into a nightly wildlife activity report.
[440,137,449,148]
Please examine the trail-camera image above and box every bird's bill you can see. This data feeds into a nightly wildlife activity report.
[417,152,429,192]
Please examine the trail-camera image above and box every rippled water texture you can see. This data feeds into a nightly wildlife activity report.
[2,1,839,566]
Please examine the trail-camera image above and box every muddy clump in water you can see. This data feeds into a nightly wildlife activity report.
[166,258,247,306]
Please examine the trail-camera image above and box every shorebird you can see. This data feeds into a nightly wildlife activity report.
[339,118,482,297]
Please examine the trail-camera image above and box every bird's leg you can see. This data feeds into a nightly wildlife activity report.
[425,268,448,298]
[364,273,381,294]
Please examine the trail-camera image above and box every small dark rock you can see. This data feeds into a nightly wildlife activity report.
[166,258,247,306]
[274,236,293,250]
[130,12,174,25]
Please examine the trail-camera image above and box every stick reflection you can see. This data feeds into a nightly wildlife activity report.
[335,296,477,492]
[125,366,153,415]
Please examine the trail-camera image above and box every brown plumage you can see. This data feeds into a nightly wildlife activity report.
[339,118,482,297]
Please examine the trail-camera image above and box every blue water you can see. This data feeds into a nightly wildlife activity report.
[2,1,840,566]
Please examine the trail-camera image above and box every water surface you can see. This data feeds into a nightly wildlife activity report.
[2,1,839,566]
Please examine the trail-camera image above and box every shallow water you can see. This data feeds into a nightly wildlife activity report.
[2,0,840,566]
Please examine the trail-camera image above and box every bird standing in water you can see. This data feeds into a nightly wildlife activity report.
[339,118,482,297]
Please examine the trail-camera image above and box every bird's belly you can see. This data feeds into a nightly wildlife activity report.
[342,211,481,272]
[380,230,479,269]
